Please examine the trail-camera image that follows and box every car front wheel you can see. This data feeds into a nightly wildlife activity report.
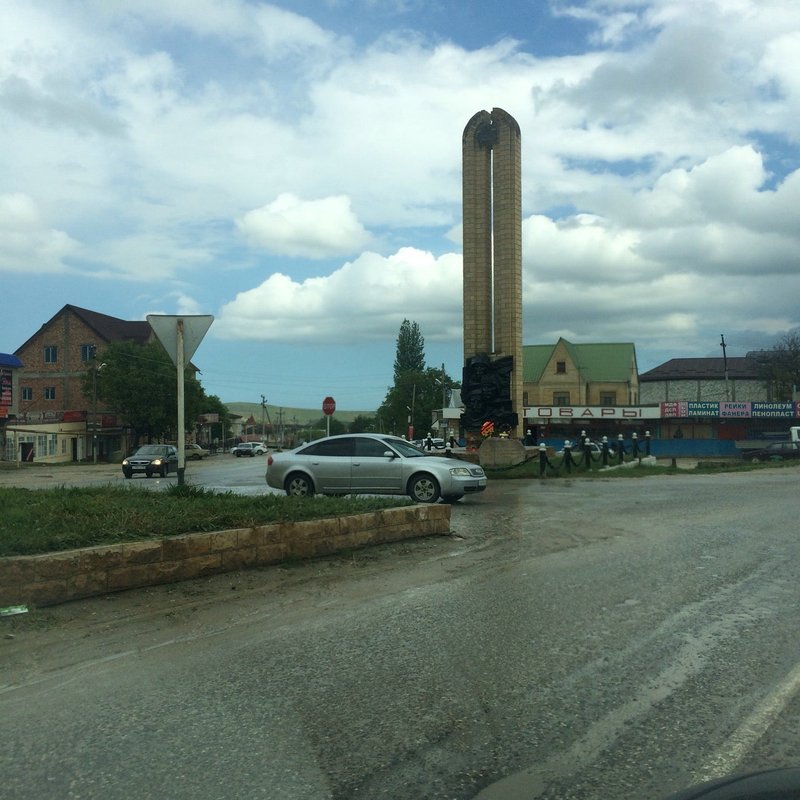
[408,474,440,503]
[285,473,314,497]
[123,470,132,479]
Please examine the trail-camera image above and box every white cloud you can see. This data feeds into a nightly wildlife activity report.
[3,0,800,402]
[236,194,371,258]
[0,193,79,273]
[215,247,462,342]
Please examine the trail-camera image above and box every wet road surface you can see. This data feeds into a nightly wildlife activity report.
[2,467,799,799]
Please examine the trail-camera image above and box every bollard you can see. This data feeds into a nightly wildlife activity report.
[583,436,592,470]
[601,435,610,467]
[563,440,573,473]
[645,430,651,457]
[538,443,548,477]
[617,433,625,464]
[632,432,639,460]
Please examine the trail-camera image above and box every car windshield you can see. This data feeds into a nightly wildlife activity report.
[135,445,167,455]
[380,437,426,458]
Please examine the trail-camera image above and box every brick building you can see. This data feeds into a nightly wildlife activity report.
[8,305,152,462]
[523,339,639,407]
[638,357,769,403]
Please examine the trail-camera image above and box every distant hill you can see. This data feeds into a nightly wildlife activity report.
[225,402,375,426]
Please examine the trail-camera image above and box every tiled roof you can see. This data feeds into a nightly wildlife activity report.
[0,353,24,368]
[639,357,762,381]
[67,305,151,345]
[14,304,152,354]
[523,339,637,382]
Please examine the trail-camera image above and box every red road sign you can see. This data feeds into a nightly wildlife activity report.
[322,396,336,416]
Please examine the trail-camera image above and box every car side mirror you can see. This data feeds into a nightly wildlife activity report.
[383,450,396,459]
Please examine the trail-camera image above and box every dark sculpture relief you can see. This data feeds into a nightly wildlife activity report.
[461,354,518,432]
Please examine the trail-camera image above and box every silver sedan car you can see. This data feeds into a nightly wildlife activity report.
[266,433,487,503]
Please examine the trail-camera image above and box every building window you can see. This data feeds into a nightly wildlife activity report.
[22,387,33,401]
[553,392,570,405]
[600,392,617,406]
[44,345,58,364]
[556,361,566,374]
[80,344,96,362]
[44,387,56,401]
[522,391,529,406]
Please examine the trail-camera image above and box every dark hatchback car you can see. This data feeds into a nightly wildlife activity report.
[122,444,178,478]
[742,441,800,463]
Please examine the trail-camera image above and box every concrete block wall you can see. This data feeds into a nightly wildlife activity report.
[0,505,451,608]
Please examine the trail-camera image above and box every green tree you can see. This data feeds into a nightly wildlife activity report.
[393,319,425,381]
[314,416,346,436]
[349,414,376,433]
[377,320,458,437]
[82,340,206,443]
[758,329,800,401]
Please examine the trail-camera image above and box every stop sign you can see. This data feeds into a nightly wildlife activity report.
[322,396,336,416]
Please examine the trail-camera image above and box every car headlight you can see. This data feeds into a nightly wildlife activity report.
[122,459,129,466]
[152,459,163,465]
[449,467,472,477]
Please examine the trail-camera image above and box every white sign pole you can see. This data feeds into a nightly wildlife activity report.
[176,319,186,486]
[146,314,213,487]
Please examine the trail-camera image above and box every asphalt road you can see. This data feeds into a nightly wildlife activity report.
[2,466,799,799]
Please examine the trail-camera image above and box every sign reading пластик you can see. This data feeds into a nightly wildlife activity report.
[687,402,720,416]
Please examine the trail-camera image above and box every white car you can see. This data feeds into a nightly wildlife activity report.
[266,433,487,503]
[185,443,209,460]
[232,442,268,457]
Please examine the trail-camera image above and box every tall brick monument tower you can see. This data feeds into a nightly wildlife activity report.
[461,108,523,438]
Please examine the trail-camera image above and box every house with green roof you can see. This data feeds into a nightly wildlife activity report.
[523,338,639,408]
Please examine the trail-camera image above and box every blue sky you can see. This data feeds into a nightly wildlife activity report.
[3,0,800,410]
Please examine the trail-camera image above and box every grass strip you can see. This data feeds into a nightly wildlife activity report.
[0,485,411,557]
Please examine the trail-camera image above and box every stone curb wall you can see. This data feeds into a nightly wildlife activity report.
[0,505,451,608]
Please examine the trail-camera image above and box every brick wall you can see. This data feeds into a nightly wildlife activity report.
[16,310,101,414]
[0,505,451,608]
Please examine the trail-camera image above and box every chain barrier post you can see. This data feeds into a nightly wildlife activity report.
[563,440,573,474]
[538,443,548,478]
[632,431,639,461]
[583,436,592,470]
[601,435,610,467]
[645,430,651,457]
[617,434,625,464]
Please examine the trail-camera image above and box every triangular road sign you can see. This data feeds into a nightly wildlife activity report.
[147,315,214,366]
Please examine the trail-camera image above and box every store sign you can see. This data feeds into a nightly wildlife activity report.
[720,402,751,418]
[526,406,660,419]
[751,402,797,418]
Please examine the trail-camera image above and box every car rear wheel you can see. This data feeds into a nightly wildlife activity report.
[750,456,761,463]
[285,473,314,497]
[408,473,440,503]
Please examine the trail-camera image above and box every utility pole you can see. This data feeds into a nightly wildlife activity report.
[720,334,730,401]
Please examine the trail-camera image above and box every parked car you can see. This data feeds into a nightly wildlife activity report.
[122,444,178,478]
[266,433,487,503]
[232,442,268,457]
[186,443,209,460]
[741,441,800,462]
[556,441,604,456]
